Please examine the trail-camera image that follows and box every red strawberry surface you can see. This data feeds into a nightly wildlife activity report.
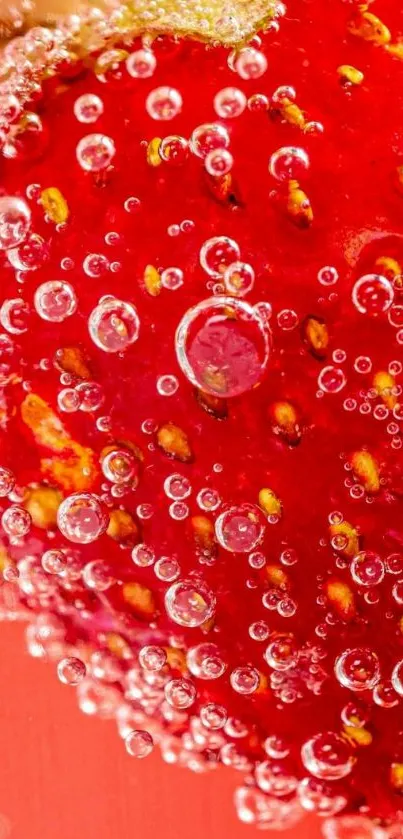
[0,1,403,834]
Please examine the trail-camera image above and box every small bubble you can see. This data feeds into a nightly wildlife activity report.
[136,503,154,520]
[57,656,86,686]
[34,280,77,322]
[102,448,138,484]
[223,262,255,297]
[318,366,346,394]
[277,309,299,331]
[57,387,80,413]
[373,680,399,708]
[214,87,247,119]
[215,503,265,552]
[234,47,268,80]
[190,123,230,159]
[277,597,297,617]
[200,703,227,729]
[41,549,66,574]
[350,551,384,586]
[1,504,31,537]
[335,647,380,691]
[161,267,184,290]
[265,635,297,670]
[280,548,298,566]
[0,196,31,250]
[82,560,113,591]
[249,620,269,641]
[124,196,141,213]
[146,87,182,120]
[169,501,189,520]
[154,556,181,582]
[247,93,269,112]
[164,474,191,500]
[386,553,403,575]
[76,134,115,172]
[139,645,167,671]
[352,274,394,315]
[392,660,403,696]
[57,493,107,544]
[196,487,221,511]
[89,298,140,353]
[230,665,260,694]
[125,729,154,758]
[0,467,15,497]
[388,305,403,328]
[74,94,104,124]
[269,146,309,182]
[301,732,354,781]
[165,579,215,626]
[132,544,155,568]
[355,356,373,374]
[318,266,338,286]
[159,135,189,166]
[126,49,156,79]
[83,253,109,278]
[76,381,104,412]
[165,677,196,708]
[205,148,233,177]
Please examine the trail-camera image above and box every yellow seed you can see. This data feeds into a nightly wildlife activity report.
[122,582,156,618]
[329,521,359,558]
[144,264,162,296]
[157,422,193,462]
[195,389,228,419]
[147,137,163,166]
[258,488,282,518]
[374,256,401,280]
[269,400,302,446]
[337,65,364,85]
[301,315,329,359]
[266,565,289,590]
[343,726,372,747]
[165,647,187,672]
[54,347,92,380]
[41,445,98,492]
[347,11,391,45]
[280,100,306,128]
[373,370,396,409]
[191,515,216,551]
[107,509,141,544]
[24,485,63,529]
[40,187,69,224]
[350,450,380,493]
[390,763,403,791]
[105,633,132,659]
[286,180,313,227]
[325,578,356,621]
[385,42,403,60]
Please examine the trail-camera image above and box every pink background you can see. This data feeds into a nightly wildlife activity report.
[0,622,320,839]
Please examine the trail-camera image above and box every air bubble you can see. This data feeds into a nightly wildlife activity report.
[76,134,115,172]
[146,87,182,120]
[0,196,31,250]
[335,647,380,691]
[269,146,309,182]
[57,493,107,544]
[74,94,104,124]
[352,274,394,315]
[34,280,77,322]
[165,579,216,627]
[57,656,86,686]
[213,87,247,118]
[89,298,140,352]
[301,732,355,780]
[215,504,265,552]
[125,729,154,758]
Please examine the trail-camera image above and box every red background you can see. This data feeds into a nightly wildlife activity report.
[0,622,320,839]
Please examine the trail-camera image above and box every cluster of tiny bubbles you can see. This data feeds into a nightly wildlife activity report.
[277,309,299,331]
[76,134,115,172]
[249,620,270,641]
[102,449,138,485]
[0,196,31,250]
[163,473,191,500]
[169,501,189,520]
[34,280,77,322]
[57,492,108,544]
[41,549,66,575]
[175,295,271,398]
[334,647,380,691]
[264,735,290,760]
[297,777,347,817]
[318,365,347,394]
[0,466,15,497]
[391,660,403,696]
[126,48,156,79]
[165,677,196,709]
[187,642,227,679]
[124,729,154,758]
[264,635,298,670]
[301,732,355,780]
[317,266,339,286]
[204,148,234,177]
[223,262,255,297]
[161,267,184,290]
[373,680,400,708]
[255,760,298,797]
[145,87,182,121]
[57,656,86,686]
[190,123,230,159]
[164,579,216,627]
[199,703,227,730]
[73,94,104,124]
[154,556,181,582]
[230,665,260,695]
[350,550,385,586]
[83,253,109,278]
[230,47,268,80]
[0,298,30,335]
[138,645,167,672]
[200,237,240,279]
[248,551,266,569]
[88,297,140,353]
[280,548,299,566]
[196,488,221,512]
[131,543,155,567]
[1,504,31,538]
[8,233,49,272]
[354,356,372,375]
[352,273,394,315]
[213,87,247,119]
[159,135,189,166]
[82,560,114,592]
[215,503,266,552]
[269,146,310,182]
